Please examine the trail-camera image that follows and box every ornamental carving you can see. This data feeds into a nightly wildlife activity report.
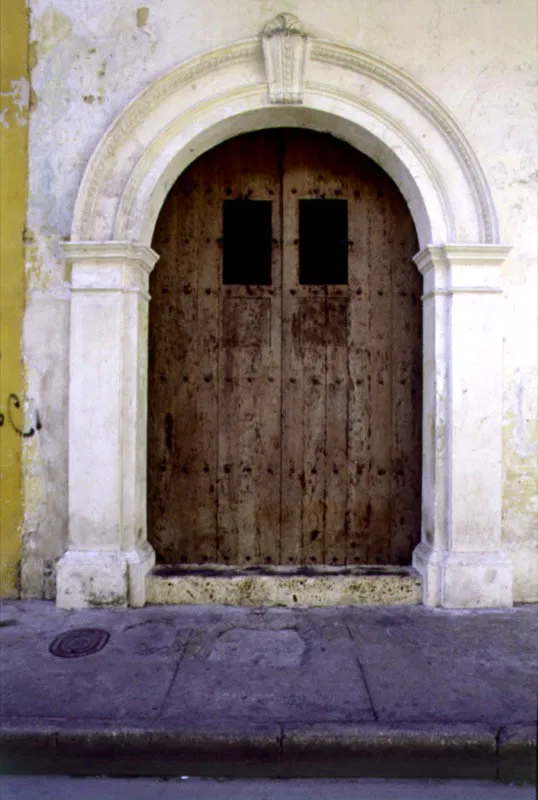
[261,13,310,104]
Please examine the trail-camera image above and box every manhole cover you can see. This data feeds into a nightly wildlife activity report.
[49,628,110,658]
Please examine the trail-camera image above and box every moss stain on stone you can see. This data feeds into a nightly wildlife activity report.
[137,7,150,27]
[31,9,73,63]
[503,414,538,516]
[235,577,256,605]
[29,87,38,111]
[28,41,39,71]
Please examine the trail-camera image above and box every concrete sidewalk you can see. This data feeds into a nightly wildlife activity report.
[0,601,536,782]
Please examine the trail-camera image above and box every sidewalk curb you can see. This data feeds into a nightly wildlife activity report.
[498,723,538,784]
[0,718,535,782]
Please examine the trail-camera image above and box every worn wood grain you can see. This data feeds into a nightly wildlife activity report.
[366,183,393,564]
[346,173,372,565]
[325,299,349,565]
[389,189,422,563]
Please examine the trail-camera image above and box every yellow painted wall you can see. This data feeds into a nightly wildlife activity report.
[0,0,28,596]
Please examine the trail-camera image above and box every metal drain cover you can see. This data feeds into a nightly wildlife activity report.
[49,628,110,658]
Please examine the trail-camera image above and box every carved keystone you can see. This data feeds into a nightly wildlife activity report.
[262,13,310,104]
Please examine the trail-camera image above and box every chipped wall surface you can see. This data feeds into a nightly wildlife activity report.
[0,0,29,596]
[25,0,537,601]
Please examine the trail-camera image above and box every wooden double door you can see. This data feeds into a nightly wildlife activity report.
[148,129,422,567]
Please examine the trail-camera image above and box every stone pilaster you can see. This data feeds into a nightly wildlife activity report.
[56,242,159,608]
[413,244,513,607]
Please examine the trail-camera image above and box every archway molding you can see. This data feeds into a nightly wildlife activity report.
[72,36,499,248]
[57,19,513,609]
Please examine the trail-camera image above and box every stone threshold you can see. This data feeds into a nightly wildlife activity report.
[146,564,422,606]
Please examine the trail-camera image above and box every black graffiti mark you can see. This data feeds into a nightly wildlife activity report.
[0,394,42,438]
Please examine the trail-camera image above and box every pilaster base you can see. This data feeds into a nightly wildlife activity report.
[413,543,513,608]
[56,543,155,609]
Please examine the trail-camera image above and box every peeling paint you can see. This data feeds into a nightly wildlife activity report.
[0,77,30,127]
[25,230,54,292]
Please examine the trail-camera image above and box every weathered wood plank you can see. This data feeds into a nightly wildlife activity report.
[280,138,304,565]
[257,200,283,565]
[194,171,220,563]
[389,191,422,564]
[281,131,327,565]
[217,340,240,564]
[325,298,349,564]
[345,174,372,565]
[215,132,282,566]
[365,183,393,564]
[147,184,178,562]
[346,179,372,565]
[175,178,203,562]
[301,296,327,565]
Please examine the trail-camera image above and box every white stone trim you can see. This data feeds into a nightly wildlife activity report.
[57,21,514,608]
[57,242,158,609]
[413,244,513,607]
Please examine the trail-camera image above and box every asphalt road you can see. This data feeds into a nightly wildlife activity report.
[0,778,534,799]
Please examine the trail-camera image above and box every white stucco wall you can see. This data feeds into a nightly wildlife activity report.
[25,0,537,601]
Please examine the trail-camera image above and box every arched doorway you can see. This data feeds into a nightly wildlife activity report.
[57,26,513,609]
[148,129,422,569]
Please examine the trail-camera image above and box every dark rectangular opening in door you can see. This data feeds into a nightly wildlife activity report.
[223,200,273,285]
[299,199,348,285]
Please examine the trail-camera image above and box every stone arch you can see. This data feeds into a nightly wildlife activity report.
[71,37,499,249]
[58,22,513,610]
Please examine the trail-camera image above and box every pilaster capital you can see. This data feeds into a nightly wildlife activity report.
[63,241,159,295]
[63,240,159,270]
[414,244,512,296]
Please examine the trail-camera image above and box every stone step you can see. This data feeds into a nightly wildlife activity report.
[146,564,421,606]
